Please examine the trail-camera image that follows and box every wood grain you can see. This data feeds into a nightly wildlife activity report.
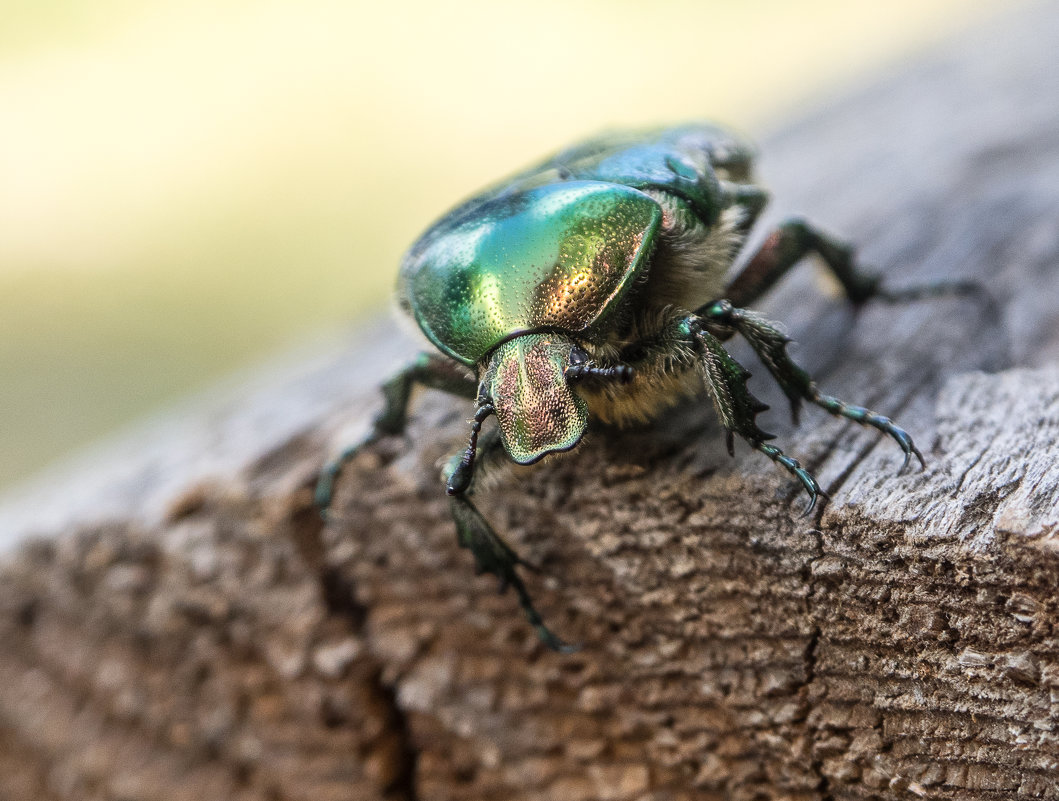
[1,4,1058,799]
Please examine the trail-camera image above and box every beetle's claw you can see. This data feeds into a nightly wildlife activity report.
[913,446,926,470]
[795,466,826,517]
[887,424,925,473]
[799,482,830,518]
[800,497,816,517]
[508,570,579,652]
[898,443,926,473]
[535,623,581,654]
[752,441,825,517]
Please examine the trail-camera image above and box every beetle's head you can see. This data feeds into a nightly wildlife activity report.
[480,333,589,465]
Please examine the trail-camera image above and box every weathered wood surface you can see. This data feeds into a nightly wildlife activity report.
[2,4,1059,799]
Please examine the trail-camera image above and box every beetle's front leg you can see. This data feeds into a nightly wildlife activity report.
[725,218,978,308]
[315,352,476,513]
[445,421,577,653]
[700,300,923,469]
[688,320,824,513]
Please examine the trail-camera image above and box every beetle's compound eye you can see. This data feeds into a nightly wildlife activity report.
[483,334,588,465]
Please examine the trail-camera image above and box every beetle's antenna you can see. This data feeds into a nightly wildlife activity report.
[565,363,635,384]
[447,401,495,496]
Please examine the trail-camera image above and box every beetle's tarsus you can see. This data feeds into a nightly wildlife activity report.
[807,387,928,469]
[872,278,983,305]
[753,441,822,515]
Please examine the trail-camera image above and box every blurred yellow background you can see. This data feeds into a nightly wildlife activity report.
[0,0,1004,490]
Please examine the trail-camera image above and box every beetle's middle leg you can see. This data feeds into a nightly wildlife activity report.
[445,414,576,653]
[699,300,923,469]
[724,218,977,308]
[616,314,824,512]
[315,352,477,512]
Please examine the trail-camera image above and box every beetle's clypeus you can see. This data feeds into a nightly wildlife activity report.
[317,123,966,651]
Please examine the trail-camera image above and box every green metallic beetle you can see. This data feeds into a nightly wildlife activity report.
[318,123,958,650]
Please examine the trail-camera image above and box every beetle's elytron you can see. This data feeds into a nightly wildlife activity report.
[317,123,957,650]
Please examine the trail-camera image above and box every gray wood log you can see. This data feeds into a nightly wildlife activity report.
[2,4,1059,799]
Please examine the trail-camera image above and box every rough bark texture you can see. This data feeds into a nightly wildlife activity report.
[2,4,1059,799]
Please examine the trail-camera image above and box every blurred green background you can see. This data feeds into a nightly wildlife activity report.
[0,0,1003,491]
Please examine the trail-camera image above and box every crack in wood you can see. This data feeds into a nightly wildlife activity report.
[289,494,422,801]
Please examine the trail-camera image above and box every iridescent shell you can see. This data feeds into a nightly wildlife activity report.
[400,180,662,366]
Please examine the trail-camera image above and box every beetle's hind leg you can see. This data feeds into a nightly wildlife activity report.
[315,352,477,514]
[700,300,923,470]
[725,218,978,308]
[445,413,577,653]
